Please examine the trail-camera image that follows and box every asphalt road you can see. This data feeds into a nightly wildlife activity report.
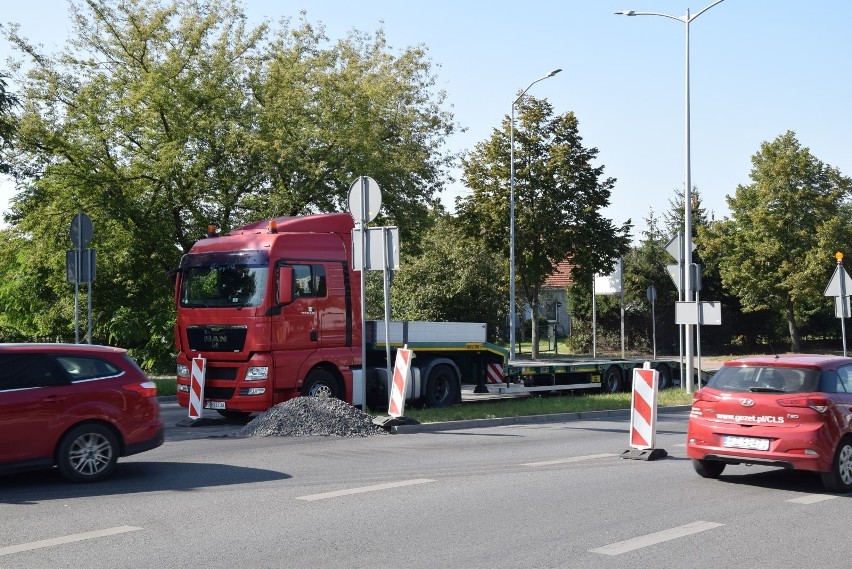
[1,402,848,568]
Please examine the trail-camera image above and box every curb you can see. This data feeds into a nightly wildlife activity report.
[393,405,692,434]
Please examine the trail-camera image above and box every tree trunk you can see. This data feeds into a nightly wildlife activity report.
[530,297,540,359]
[787,298,801,352]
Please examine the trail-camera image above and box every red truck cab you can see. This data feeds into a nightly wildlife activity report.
[174,213,361,416]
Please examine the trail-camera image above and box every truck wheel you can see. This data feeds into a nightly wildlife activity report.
[56,423,119,483]
[820,437,852,493]
[656,364,672,390]
[217,410,252,421]
[425,364,459,408]
[302,368,341,399]
[602,366,623,394]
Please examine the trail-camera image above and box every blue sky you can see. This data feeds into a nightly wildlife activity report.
[2,1,851,242]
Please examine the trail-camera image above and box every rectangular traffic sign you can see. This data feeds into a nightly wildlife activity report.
[675,301,722,325]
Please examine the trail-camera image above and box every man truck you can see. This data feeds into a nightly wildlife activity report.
[173,212,682,416]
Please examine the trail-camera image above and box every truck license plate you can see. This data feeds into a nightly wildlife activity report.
[204,401,226,410]
[723,435,769,451]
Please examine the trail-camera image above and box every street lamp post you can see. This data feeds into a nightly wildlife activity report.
[615,1,724,392]
[509,68,562,361]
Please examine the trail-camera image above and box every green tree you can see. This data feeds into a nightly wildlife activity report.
[0,74,17,174]
[251,23,457,244]
[388,213,505,340]
[457,96,630,357]
[1,0,456,366]
[623,211,678,354]
[702,131,852,352]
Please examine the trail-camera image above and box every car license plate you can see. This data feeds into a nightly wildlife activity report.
[723,435,769,451]
[204,401,226,410]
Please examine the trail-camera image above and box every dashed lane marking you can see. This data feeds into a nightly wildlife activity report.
[296,478,435,501]
[0,526,143,557]
[522,453,617,467]
[787,494,840,504]
[589,521,723,556]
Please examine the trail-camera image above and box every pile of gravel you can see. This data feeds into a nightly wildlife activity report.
[236,397,389,438]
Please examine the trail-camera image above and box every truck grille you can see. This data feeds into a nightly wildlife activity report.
[204,387,235,400]
[187,326,247,352]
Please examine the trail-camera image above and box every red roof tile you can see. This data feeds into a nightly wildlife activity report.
[544,261,575,289]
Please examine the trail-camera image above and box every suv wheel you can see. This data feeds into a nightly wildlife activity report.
[57,424,119,483]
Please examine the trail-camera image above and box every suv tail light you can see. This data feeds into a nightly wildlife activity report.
[123,381,159,398]
[777,395,831,413]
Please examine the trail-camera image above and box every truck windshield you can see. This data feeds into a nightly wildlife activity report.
[179,251,269,308]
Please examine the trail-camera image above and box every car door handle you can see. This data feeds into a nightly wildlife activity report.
[42,395,66,404]
[310,330,318,341]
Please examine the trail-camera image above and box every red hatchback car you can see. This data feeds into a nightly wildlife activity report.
[0,344,164,482]
[687,354,852,492]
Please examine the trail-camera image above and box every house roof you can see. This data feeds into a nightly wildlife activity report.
[544,261,575,289]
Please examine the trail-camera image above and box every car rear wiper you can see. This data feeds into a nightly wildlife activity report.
[748,386,785,393]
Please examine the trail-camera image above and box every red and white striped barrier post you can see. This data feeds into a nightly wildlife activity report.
[486,363,503,384]
[388,346,413,418]
[188,356,206,420]
[622,362,668,461]
[371,346,421,430]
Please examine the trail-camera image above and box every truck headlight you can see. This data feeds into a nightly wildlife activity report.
[246,366,269,381]
[177,364,189,378]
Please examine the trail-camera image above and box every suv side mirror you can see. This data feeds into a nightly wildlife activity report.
[277,266,294,305]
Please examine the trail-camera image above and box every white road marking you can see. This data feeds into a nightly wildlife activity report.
[589,521,723,556]
[522,453,617,467]
[296,478,435,501]
[673,443,687,448]
[0,526,143,557]
[787,494,840,504]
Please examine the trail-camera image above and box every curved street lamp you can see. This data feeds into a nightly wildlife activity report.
[615,1,724,392]
[509,68,561,360]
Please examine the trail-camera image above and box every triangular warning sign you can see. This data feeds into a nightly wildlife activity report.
[824,266,852,297]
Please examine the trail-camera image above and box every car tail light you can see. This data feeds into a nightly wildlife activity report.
[777,395,831,413]
[123,381,159,398]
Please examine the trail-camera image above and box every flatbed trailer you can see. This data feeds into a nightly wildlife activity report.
[495,356,685,394]
[369,321,690,400]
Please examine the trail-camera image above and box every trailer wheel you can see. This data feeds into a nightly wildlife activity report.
[425,364,459,408]
[602,365,623,394]
[656,364,672,390]
[302,368,341,399]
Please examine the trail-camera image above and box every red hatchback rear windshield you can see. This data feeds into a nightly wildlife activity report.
[707,365,822,394]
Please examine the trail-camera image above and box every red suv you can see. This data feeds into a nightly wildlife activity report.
[0,344,164,482]
[687,355,852,492]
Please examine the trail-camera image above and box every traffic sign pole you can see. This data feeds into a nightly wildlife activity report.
[825,252,851,357]
[838,253,847,357]
[348,176,382,410]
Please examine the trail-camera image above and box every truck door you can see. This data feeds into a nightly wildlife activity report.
[274,263,320,350]
[318,262,348,347]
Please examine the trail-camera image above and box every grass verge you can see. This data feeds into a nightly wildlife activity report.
[401,389,695,423]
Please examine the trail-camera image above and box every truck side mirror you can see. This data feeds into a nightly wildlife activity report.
[277,266,294,305]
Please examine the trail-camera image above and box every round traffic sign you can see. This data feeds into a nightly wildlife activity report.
[646,285,657,302]
[348,176,382,223]
[70,212,93,248]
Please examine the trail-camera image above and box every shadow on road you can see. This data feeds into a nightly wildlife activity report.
[716,468,849,495]
[0,461,290,505]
